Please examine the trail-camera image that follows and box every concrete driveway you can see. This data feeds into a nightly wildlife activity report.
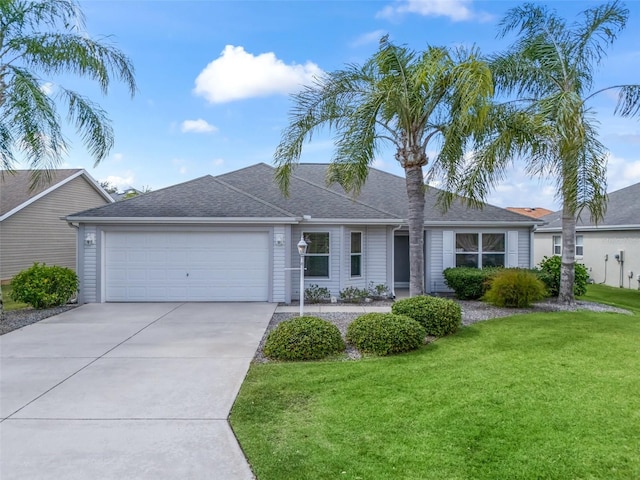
[0,302,276,480]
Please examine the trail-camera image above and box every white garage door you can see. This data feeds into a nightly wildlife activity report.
[105,231,270,302]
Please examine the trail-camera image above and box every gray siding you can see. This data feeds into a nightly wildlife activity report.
[291,225,342,300]
[429,228,533,294]
[81,225,99,303]
[272,225,287,303]
[0,176,109,281]
[518,229,531,268]
[429,230,448,293]
[342,226,388,291]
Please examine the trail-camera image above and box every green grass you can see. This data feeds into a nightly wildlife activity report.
[581,283,640,314]
[1,284,28,311]
[231,299,640,479]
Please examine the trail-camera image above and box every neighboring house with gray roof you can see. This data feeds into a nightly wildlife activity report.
[0,169,114,282]
[67,163,542,304]
[534,181,640,289]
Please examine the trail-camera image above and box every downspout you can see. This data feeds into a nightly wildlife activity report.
[529,226,536,269]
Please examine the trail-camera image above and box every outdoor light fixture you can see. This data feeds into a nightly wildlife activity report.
[297,235,308,316]
[85,233,96,246]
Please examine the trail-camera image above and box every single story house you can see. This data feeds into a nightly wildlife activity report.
[1,169,113,282]
[66,163,542,303]
[534,181,640,289]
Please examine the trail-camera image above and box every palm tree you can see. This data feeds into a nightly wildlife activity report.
[0,0,136,185]
[274,36,493,297]
[0,0,136,320]
[451,2,640,304]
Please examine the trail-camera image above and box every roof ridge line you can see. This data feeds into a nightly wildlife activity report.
[290,166,400,219]
[211,176,297,218]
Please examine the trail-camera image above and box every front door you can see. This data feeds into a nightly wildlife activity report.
[394,234,410,288]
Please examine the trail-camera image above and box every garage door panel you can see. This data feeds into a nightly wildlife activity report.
[105,232,270,302]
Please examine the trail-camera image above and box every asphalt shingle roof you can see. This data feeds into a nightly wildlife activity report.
[291,163,538,223]
[68,162,539,225]
[217,163,395,220]
[1,169,82,216]
[539,182,640,229]
[71,175,294,218]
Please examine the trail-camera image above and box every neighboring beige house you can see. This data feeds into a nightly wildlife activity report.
[0,169,113,282]
[534,182,640,289]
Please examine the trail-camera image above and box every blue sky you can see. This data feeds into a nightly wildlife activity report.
[41,0,640,210]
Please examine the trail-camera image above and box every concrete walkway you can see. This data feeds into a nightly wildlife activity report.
[0,302,276,480]
[275,304,392,314]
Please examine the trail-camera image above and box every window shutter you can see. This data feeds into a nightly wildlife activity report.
[507,231,518,267]
[443,231,454,269]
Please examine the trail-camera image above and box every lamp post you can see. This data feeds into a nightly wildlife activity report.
[297,235,308,316]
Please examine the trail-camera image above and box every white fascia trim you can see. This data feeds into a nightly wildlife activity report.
[299,218,403,225]
[1,170,88,221]
[64,216,299,225]
[80,171,116,204]
[422,221,543,227]
[537,224,640,233]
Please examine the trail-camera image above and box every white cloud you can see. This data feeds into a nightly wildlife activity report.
[606,153,640,192]
[193,45,323,103]
[378,0,492,22]
[40,82,55,95]
[211,158,224,167]
[111,153,124,162]
[102,172,135,191]
[181,119,218,134]
[172,158,188,175]
[351,30,387,48]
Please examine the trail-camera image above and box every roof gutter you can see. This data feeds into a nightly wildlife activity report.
[537,224,640,233]
[64,216,300,225]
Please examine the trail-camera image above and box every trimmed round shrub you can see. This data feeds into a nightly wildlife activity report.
[346,313,425,356]
[537,255,589,297]
[483,268,547,308]
[10,263,78,309]
[263,316,345,361]
[392,295,462,337]
[443,267,500,300]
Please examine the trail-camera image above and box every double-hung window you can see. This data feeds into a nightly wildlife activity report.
[552,235,583,256]
[350,232,362,277]
[553,235,562,255]
[575,235,584,257]
[303,232,330,277]
[455,233,505,268]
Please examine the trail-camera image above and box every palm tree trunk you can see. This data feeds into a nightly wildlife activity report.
[559,205,576,304]
[405,165,425,296]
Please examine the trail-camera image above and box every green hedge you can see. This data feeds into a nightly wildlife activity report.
[536,256,589,297]
[391,295,462,337]
[264,316,345,361]
[346,313,425,356]
[443,267,499,300]
[10,263,78,309]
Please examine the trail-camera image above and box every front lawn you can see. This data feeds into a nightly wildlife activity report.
[580,283,640,314]
[231,294,640,479]
[1,284,28,311]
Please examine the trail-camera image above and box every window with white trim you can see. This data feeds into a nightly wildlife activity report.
[553,235,562,255]
[455,233,505,268]
[552,235,583,256]
[575,235,584,257]
[303,232,330,277]
[350,232,362,277]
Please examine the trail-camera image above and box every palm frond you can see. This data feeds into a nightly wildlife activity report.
[61,88,114,164]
